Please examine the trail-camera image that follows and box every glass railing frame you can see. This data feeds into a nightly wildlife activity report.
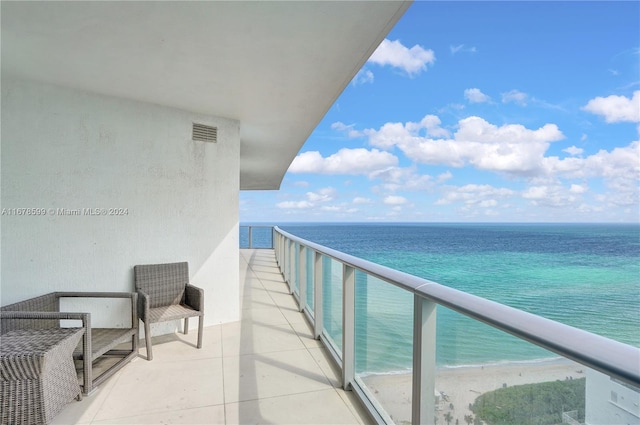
[244,225,640,424]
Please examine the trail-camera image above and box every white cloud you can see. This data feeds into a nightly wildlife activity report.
[570,184,588,194]
[368,165,437,194]
[366,115,564,176]
[384,195,408,205]
[331,121,363,138]
[288,148,398,175]
[331,121,351,132]
[450,44,477,55]
[362,115,637,203]
[352,69,374,86]
[276,187,336,210]
[563,146,584,156]
[352,197,372,205]
[320,206,342,212]
[366,114,449,150]
[276,200,313,209]
[543,141,639,196]
[435,184,515,205]
[502,89,528,106]
[437,171,453,182]
[450,44,464,55]
[368,39,435,77]
[465,88,491,103]
[522,185,579,208]
[366,122,412,149]
[306,187,336,203]
[582,91,640,123]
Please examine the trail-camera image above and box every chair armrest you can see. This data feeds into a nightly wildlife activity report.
[55,291,136,300]
[0,311,90,328]
[136,289,150,322]
[184,284,204,312]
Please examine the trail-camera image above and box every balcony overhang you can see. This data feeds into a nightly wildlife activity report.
[1,1,411,190]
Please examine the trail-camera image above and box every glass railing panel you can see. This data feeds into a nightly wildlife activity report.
[293,242,300,296]
[435,306,587,425]
[305,248,315,314]
[239,226,273,248]
[251,226,274,248]
[355,272,414,425]
[239,226,249,248]
[322,255,343,353]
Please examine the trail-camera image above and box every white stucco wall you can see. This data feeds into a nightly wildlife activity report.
[1,76,240,331]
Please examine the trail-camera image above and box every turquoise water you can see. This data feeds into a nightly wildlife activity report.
[276,223,640,374]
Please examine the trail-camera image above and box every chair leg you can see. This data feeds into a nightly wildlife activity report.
[197,315,204,349]
[184,317,189,334]
[144,321,153,361]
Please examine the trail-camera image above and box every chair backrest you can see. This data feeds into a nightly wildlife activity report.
[1,292,60,334]
[134,262,189,308]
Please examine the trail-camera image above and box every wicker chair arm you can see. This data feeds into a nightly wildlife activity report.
[0,311,90,326]
[184,284,204,312]
[55,291,136,299]
[136,290,150,322]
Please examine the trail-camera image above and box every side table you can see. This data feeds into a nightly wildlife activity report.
[1,327,85,424]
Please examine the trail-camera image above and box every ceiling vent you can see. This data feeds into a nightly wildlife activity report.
[192,123,217,143]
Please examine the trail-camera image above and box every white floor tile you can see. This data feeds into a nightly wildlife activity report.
[91,405,226,424]
[221,321,307,357]
[225,389,362,424]
[223,348,333,403]
[92,357,224,421]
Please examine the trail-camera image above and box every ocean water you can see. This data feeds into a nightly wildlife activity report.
[273,223,639,374]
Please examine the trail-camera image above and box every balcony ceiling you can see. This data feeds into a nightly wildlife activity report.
[1,1,410,190]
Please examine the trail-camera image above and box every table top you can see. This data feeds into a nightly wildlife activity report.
[1,328,85,356]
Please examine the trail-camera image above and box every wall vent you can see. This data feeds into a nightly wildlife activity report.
[192,123,217,142]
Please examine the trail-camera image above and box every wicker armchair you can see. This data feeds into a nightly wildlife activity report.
[133,262,204,360]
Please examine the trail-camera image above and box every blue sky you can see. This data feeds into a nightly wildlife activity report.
[240,1,639,223]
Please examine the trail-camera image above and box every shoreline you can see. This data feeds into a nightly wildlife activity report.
[361,358,583,424]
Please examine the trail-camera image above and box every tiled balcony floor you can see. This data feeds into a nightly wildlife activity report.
[52,249,370,424]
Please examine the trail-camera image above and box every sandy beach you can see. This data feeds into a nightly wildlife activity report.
[361,359,583,424]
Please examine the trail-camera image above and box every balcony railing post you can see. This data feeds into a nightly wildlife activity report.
[342,264,356,391]
[248,226,253,249]
[412,295,437,425]
[298,244,306,313]
[314,251,323,339]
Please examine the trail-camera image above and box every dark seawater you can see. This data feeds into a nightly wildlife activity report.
[275,223,640,373]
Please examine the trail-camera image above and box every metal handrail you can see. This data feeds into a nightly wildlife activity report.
[274,226,640,388]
